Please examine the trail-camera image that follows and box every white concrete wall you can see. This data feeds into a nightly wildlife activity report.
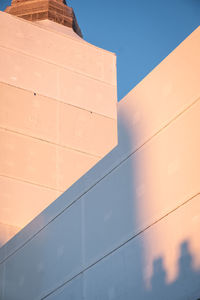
[0,25,200,300]
[0,12,117,244]
[0,12,117,118]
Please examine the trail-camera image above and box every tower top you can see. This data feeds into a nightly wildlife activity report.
[5,0,82,37]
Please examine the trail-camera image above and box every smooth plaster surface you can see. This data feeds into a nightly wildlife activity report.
[0,11,117,244]
[0,25,199,299]
[0,12,117,118]
[0,82,116,157]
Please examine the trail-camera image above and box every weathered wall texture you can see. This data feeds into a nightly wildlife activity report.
[0,24,199,300]
[0,11,117,245]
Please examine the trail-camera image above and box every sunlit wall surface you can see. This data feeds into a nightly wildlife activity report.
[0,20,200,300]
[0,11,117,246]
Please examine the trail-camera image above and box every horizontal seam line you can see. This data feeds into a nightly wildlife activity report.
[41,192,200,299]
[0,126,101,159]
[0,174,64,193]
[0,98,199,265]
[0,81,117,121]
[4,12,116,56]
[0,45,116,88]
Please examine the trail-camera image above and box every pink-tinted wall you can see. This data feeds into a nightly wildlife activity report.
[0,12,117,245]
[0,24,199,300]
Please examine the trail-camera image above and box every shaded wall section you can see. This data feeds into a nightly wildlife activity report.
[0,25,200,299]
[0,12,117,245]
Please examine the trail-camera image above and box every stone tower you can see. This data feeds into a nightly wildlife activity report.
[5,0,82,37]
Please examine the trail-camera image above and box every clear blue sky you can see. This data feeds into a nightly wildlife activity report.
[1,0,200,100]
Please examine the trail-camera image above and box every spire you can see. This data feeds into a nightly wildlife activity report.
[5,0,82,37]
